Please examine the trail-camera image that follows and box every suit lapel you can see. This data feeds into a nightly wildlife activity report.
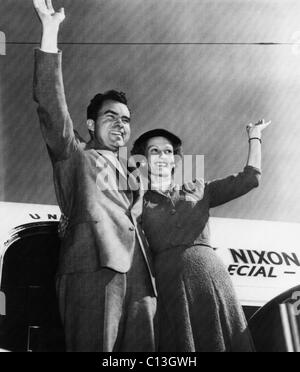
[95,149,144,216]
[95,151,131,208]
[129,171,145,220]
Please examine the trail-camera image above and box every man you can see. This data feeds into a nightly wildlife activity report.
[32,0,157,352]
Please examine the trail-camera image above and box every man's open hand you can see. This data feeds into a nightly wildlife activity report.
[33,0,65,28]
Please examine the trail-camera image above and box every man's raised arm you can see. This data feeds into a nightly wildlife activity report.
[33,0,77,161]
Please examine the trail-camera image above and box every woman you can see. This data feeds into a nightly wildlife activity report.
[131,120,270,352]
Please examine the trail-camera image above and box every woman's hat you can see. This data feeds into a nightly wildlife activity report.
[131,129,182,156]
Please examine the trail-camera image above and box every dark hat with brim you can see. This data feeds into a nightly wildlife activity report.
[131,129,182,156]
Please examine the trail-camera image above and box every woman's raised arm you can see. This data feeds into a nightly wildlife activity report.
[207,119,271,208]
[246,119,271,172]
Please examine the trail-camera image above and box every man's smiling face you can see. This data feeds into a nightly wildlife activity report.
[94,100,131,150]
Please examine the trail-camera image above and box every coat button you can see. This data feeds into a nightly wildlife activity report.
[129,226,135,231]
[171,209,177,215]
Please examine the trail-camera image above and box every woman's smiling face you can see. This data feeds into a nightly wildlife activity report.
[146,136,175,178]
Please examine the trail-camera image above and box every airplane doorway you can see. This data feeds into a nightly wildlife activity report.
[0,222,65,352]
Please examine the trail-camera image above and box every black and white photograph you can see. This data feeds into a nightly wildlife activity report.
[0,0,300,355]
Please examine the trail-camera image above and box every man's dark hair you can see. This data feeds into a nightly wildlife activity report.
[87,90,128,121]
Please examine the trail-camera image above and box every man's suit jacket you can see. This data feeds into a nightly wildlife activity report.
[33,49,156,295]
